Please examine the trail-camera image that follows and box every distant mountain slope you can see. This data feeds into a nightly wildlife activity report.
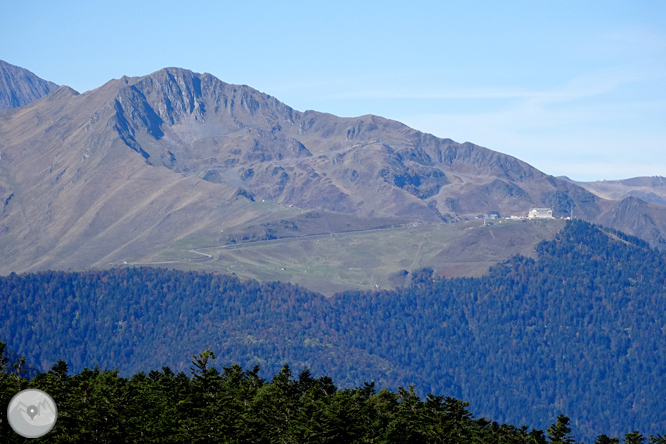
[562,176,666,247]
[107,67,606,223]
[1,220,665,441]
[0,78,243,275]
[565,175,666,206]
[0,60,58,111]
[0,64,664,283]
[596,195,666,247]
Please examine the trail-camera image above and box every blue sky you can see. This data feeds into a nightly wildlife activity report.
[2,1,665,181]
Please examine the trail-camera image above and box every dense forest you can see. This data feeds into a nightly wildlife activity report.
[2,345,664,443]
[1,220,666,441]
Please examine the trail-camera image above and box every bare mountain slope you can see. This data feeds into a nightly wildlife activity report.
[0,66,663,288]
[0,60,58,111]
[597,196,666,246]
[561,176,666,246]
[0,80,244,273]
[103,68,608,223]
[565,176,666,206]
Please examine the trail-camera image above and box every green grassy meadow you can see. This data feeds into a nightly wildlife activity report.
[129,218,565,296]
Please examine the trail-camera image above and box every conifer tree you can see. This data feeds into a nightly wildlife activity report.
[548,415,576,444]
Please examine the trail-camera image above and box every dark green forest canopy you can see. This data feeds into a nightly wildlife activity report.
[1,220,666,441]
[5,349,664,444]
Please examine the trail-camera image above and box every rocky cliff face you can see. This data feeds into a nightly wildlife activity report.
[0,60,58,111]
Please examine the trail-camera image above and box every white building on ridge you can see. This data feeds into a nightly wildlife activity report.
[528,208,553,219]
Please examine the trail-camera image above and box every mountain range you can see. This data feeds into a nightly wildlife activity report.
[0,60,665,293]
[2,61,666,440]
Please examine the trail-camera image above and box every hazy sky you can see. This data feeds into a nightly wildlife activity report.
[2,1,665,181]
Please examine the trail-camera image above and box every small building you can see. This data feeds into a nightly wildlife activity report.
[528,208,553,219]
[489,211,501,219]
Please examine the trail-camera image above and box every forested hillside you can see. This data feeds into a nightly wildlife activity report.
[6,348,662,443]
[1,220,665,440]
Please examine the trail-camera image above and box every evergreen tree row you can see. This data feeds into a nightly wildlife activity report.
[2,345,664,443]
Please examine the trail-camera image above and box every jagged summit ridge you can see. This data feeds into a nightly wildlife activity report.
[108,68,311,174]
[116,67,298,127]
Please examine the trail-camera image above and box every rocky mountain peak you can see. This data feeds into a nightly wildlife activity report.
[108,68,310,175]
[0,60,59,111]
[118,68,297,127]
